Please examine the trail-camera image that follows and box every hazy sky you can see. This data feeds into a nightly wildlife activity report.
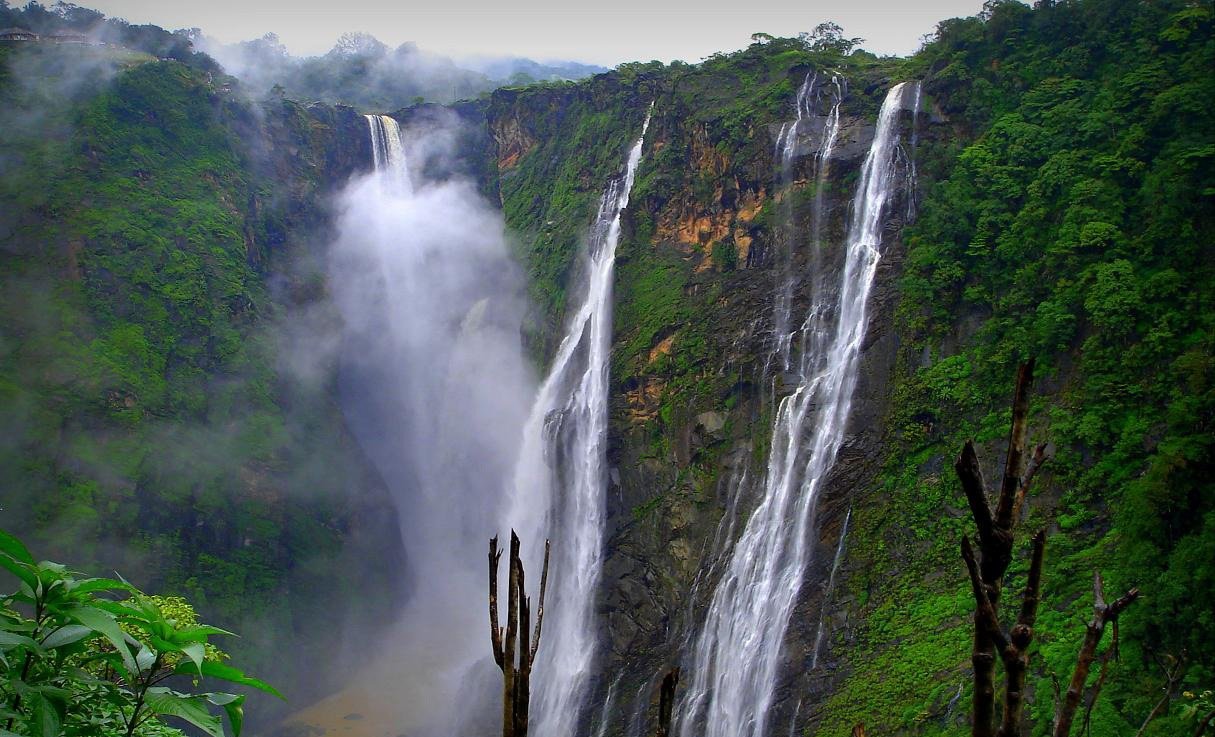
[82,0,989,65]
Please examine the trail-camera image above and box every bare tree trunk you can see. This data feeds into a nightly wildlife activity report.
[488,532,551,737]
[957,359,1047,737]
[655,667,680,737]
[1132,654,1184,737]
[503,533,520,737]
[516,555,530,737]
[999,530,1045,737]
[1052,572,1138,737]
[1079,648,1112,736]
[1193,709,1215,737]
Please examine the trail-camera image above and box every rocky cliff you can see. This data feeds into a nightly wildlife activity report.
[477,47,929,734]
[469,4,1213,732]
[0,49,405,719]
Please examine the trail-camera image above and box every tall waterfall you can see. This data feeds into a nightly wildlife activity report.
[676,82,919,737]
[326,113,533,736]
[770,72,845,376]
[509,110,652,736]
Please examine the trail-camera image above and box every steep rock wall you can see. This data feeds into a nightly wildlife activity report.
[0,52,404,723]
[480,47,932,734]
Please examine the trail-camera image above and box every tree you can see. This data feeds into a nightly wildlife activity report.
[488,532,550,737]
[957,360,1047,737]
[0,529,280,737]
[957,360,1138,737]
[799,22,864,55]
[1052,573,1140,737]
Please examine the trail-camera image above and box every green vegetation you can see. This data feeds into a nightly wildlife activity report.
[0,529,278,737]
[0,44,399,716]
[821,0,1214,734]
[0,1,219,73]
[0,0,1211,733]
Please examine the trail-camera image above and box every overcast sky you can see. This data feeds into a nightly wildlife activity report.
[81,0,989,65]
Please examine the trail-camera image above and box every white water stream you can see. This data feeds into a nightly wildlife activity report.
[508,110,652,736]
[675,82,919,737]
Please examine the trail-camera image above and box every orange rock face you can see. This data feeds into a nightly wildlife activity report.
[626,377,667,424]
[492,115,536,171]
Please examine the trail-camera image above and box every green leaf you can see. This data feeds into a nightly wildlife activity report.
[208,693,244,737]
[0,630,40,652]
[173,624,236,642]
[150,635,181,654]
[41,624,94,650]
[0,531,34,565]
[135,643,157,672]
[175,660,284,699]
[69,577,138,596]
[67,605,136,674]
[0,553,37,590]
[180,641,205,675]
[30,694,63,737]
[145,688,224,737]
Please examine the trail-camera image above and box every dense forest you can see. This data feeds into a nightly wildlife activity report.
[0,0,1211,735]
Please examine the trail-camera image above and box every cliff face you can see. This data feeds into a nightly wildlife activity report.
[603,89,930,737]
[475,5,1213,733]
[6,3,1210,733]
[480,48,932,734]
[0,51,404,718]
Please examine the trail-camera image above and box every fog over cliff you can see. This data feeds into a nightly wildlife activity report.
[322,113,535,735]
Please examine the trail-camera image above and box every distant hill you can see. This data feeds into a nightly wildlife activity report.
[459,55,608,85]
[0,3,606,110]
[203,32,607,110]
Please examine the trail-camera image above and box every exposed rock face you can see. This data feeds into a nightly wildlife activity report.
[476,69,938,735]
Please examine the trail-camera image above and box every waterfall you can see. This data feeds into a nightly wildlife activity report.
[329,113,534,735]
[770,72,845,377]
[510,109,652,736]
[366,114,409,182]
[594,675,623,737]
[675,82,919,737]
[769,72,814,377]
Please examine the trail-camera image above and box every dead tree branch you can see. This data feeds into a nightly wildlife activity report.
[1193,709,1215,737]
[488,531,552,737]
[1052,571,1140,737]
[1133,654,1185,737]
[530,540,550,665]
[489,536,504,668]
[958,359,1044,737]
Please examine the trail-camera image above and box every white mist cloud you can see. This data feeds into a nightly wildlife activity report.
[321,117,535,735]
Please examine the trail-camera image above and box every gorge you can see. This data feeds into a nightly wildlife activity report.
[0,2,1212,737]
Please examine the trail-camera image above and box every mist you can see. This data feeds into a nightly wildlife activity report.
[198,31,609,114]
[317,114,536,735]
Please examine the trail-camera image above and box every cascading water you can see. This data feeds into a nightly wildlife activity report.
[509,109,652,736]
[769,72,814,376]
[366,114,408,175]
[322,113,534,736]
[675,82,919,737]
[770,72,845,377]
[593,676,622,737]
